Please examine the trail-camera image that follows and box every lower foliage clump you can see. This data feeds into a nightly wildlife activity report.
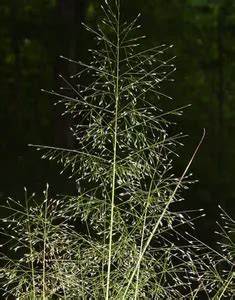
[1,191,235,299]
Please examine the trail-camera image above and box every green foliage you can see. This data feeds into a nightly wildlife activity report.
[1,0,235,299]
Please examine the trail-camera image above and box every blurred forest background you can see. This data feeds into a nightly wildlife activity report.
[1,0,235,247]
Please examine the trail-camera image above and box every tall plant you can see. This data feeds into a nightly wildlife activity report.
[1,0,234,299]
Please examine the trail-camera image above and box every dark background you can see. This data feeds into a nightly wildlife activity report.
[1,0,235,247]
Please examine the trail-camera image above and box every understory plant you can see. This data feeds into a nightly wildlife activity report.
[0,0,235,299]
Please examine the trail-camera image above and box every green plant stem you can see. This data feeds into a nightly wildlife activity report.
[122,129,205,299]
[213,272,234,300]
[106,2,120,299]
[25,188,36,300]
[134,174,155,299]
[134,207,148,300]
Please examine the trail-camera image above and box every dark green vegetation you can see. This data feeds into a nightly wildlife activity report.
[0,0,235,297]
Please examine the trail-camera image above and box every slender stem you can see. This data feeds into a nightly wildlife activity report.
[214,272,234,300]
[122,130,205,299]
[134,174,155,299]
[106,2,120,299]
[25,188,36,300]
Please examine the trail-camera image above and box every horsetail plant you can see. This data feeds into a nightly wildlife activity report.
[1,0,233,298]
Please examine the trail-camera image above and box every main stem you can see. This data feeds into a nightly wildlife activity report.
[105,4,120,300]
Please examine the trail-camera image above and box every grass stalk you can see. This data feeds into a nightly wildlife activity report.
[25,188,36,300]
[106,2,120,299]
[122,129,205,299]
[134,174,155,299]
[214,273,234,300]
